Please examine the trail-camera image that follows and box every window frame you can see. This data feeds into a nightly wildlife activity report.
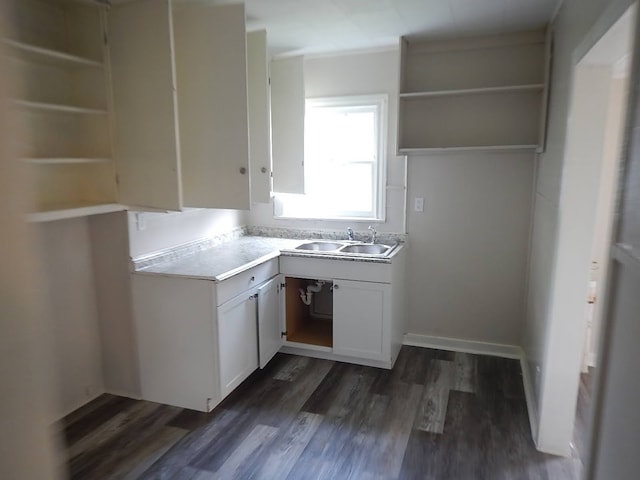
[273,93,388,222]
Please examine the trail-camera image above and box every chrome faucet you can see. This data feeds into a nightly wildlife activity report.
[368,225,377,244]
[347,227,355,241]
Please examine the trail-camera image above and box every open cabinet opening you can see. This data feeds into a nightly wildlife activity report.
[285,276,333,348]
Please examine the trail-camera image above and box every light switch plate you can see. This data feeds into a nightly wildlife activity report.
[414,197,424,212]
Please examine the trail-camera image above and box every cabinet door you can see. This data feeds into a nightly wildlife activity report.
[173,3,250,209]
[217,290,259,398]
[257,276,282,368]
[271,56,305,194]
[247,29,272,204]
[109,0,182,210]
[333,279,390,361]
[132,274,219,412]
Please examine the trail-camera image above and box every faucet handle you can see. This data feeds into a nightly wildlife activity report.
[347,227,354,240]
[368,225,377,243]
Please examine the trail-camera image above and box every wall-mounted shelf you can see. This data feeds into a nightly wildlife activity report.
[14,100,108,115]
[26,203,126,223]
[4,39,103,69]
[399,145,539,154]
[22,157,111,165]
[399,83,544,99]
[9,0,118,220]
[397,30,550,154]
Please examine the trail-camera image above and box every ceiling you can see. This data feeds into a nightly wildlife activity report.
[163,0,560,57]
[226,0,559,57]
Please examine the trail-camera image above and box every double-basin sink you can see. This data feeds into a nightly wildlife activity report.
[291,240,396,257]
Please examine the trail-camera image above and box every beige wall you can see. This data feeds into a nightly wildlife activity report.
[406,152,534,345]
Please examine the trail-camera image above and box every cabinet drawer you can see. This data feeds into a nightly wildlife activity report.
[216,258,278,306]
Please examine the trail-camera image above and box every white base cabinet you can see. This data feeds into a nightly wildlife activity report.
[132,274,220,412]
[333,279,391,361]
[132,260,281,412]
[217,290,258,398]
[279,247,407,369]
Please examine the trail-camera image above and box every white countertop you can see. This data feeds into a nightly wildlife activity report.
[133,235,403,281]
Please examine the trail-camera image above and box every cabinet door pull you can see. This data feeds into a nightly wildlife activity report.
[261,166,267,173]
[334,284,339,289]
[250,276,255,282]
[239,167,247,174]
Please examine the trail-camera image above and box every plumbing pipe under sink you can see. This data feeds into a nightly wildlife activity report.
[299,280,325,305]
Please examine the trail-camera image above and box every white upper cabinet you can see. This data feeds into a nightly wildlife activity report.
[270,56,305,194]
[109,0,182,211]
[174,4,250,210]
[247,30,273,204]
[109,0,250,211]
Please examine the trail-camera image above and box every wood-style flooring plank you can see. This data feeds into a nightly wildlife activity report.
[64,395,138,447]
[67,401,158,460]
[273,354,311,382]
[286,365,378,480]
[209,423,280,479]
[251,411,324,480]
[61,346,585,480]
[414,359,454,434]
[362,382,424,479]
[141,408,240,479]
[68,403,182,480]
[117,426,187,480]
[452,352,477,393]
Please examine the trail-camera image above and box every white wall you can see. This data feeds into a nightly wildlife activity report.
[406,152,534,345]
[248,49,407,234]
[128,208,247,258]
[90,211,139,398]
[590,262,640,479]
[589,76,629,365]
[35,218,105,419]
[523,0,635,455]
[0,8,60,474]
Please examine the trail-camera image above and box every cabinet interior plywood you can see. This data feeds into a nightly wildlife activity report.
[285,277,333,348]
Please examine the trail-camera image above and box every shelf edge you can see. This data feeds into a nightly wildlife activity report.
[3,39,103,68]
[399,84,545,98]
[399,145,539,154]
[26,203,126,223]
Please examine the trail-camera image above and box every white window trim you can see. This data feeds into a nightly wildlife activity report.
[274,93,387,222]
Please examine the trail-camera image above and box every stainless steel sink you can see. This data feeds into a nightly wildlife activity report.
[339,243,390,255]
[295,241,344,251]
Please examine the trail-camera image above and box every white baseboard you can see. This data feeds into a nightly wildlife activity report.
[402,333,521,358]
[403,333,541,451]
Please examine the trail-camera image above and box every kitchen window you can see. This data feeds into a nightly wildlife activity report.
[274,94,387,221]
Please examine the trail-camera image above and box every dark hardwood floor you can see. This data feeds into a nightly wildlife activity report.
[60,346,583,479]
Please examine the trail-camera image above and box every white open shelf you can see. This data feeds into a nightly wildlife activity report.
[4,39,103,69]
[14,100,108,115]
[397,30,549,153]
[26,203,126,223]
[399,145,539,154]
[399,83,544,99]
[22,157,111,165]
